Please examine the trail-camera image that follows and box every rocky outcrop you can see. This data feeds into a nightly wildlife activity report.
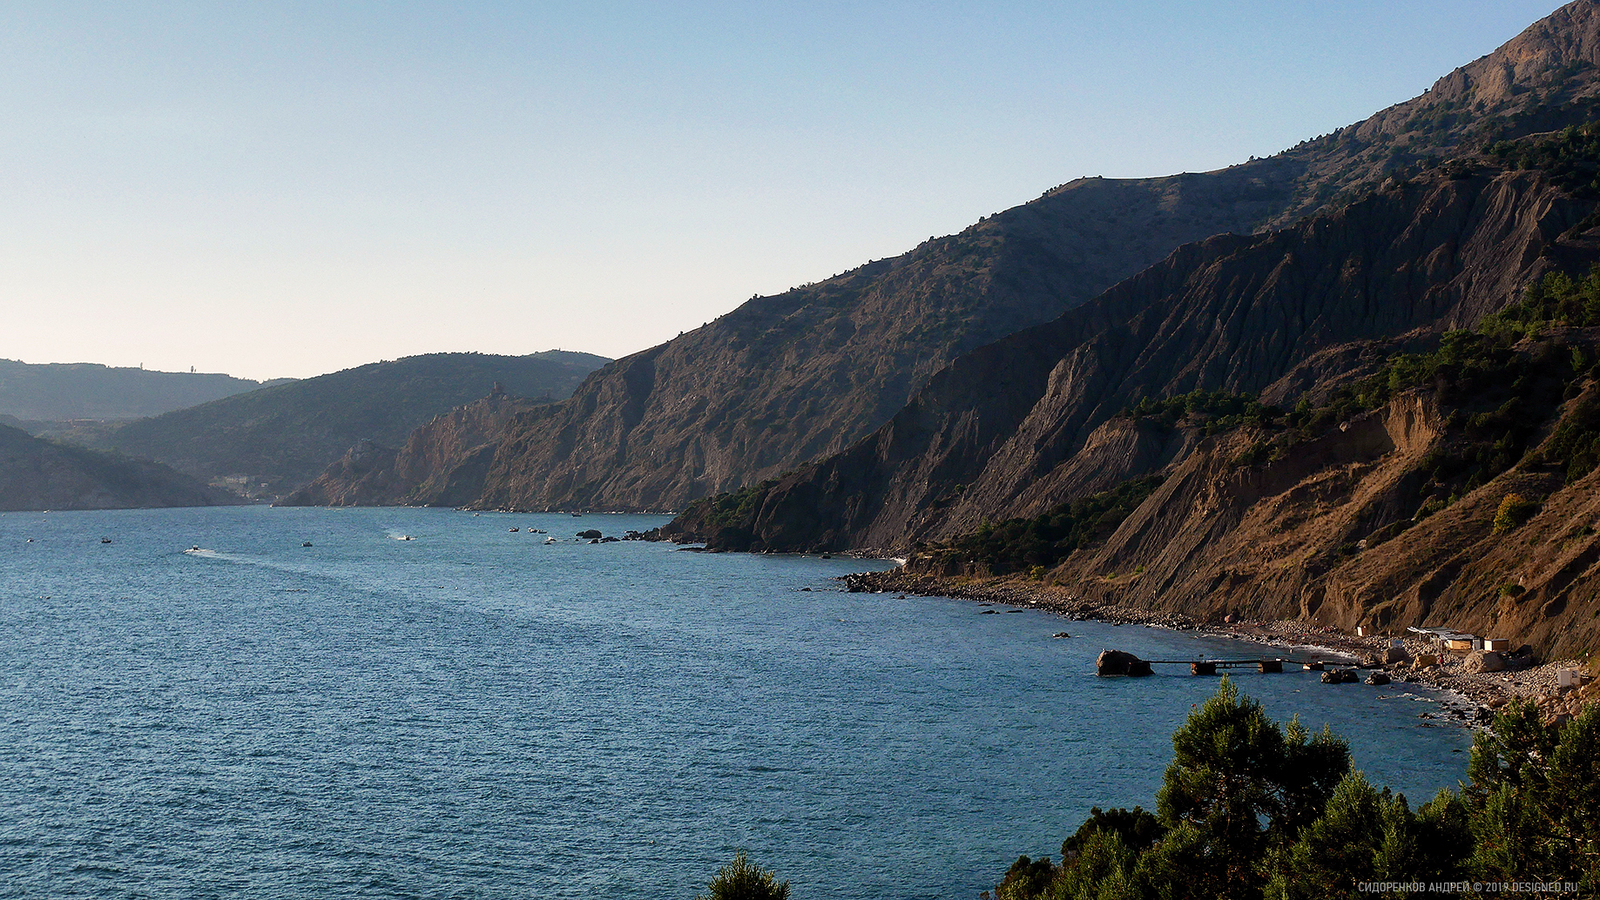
[681,163,1599,552]
[0,423,242,510]
[278,438,400,507]
[1051,378,1600,659]
[281,395,535,507]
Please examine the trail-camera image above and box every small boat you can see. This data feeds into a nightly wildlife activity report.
[302,541,313,547]
[100,537,112,544]
[544,536,556,544]
[509,527,519,533]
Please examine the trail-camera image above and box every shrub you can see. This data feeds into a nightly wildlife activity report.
[1492,493,1541,534]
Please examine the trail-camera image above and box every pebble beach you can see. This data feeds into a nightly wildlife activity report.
[844,569,1598,728]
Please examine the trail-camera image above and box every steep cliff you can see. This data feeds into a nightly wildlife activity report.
[0,423,242,511]
[672,159,1600,552]
[919,350,1600,659]
[468,171,1290,511]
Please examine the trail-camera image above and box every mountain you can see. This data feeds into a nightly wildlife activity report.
[667,148,1600,549]
[0,423,242,511]
[0,358,279,422]
[89,351,609,499]
[660,124,1600,659]
[305,0,1600,515]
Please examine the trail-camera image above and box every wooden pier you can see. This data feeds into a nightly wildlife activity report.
[1170,659,1284,675]
[1097,649,1303,677]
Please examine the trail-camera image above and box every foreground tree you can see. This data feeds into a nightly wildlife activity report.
[695,851,791,900]
[1468,700,1600,888]
[996,685,1600,899]
[1139,679,1350,898]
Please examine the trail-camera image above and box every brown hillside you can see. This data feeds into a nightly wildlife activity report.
[679,162,1599,552]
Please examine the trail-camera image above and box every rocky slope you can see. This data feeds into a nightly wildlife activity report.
[669,159,1600,552]
[311,0,1600,515]
[92,351,607,499]
[870,368,1600,660]
[0,423,241,511]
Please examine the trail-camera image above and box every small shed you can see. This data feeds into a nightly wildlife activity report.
[1445,636,1475,653]
[1484,638,1512,652]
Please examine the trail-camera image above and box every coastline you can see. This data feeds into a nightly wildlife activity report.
[843,569,1596,727]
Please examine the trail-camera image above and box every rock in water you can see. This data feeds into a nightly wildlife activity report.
[1096,650,1152,677]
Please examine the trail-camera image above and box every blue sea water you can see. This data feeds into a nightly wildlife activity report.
[0,506,1473,899]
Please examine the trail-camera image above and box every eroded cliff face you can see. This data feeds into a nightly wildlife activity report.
[688,165,1599,552]
[1017,385,1600,659]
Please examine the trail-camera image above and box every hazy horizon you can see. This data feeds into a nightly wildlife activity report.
[1,1,1562,381]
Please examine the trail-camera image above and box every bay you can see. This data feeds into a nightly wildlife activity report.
[0,506,1472,899]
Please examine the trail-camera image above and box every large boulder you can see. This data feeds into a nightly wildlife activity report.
[1465,651,1506,674]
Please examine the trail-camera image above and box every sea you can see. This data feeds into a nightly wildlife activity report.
[0,506,1474,899]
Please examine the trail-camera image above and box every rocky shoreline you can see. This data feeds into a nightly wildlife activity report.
[843,569,1597,728]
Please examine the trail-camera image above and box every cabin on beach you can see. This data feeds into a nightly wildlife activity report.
[1405,626,1512,655]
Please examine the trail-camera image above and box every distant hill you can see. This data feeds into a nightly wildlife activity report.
[0,359,282,421]
[0,423,241,511]
[90,351,609,499]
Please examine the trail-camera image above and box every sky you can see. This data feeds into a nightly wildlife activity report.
[0,1,1568,381]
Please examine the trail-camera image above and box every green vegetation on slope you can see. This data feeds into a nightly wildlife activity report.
[1121,390,1283,435]
[993,681,1600,899]
[1288,265,1600,501]
[680,479,777,531]
[1488,121,1600,198]
[921,476,1165,576]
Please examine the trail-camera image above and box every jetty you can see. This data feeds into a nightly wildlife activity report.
[1097,649,1305,677]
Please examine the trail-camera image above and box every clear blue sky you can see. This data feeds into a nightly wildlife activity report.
[0,1,1565,380]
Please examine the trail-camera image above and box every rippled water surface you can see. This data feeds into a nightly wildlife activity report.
[0,506,1473,899]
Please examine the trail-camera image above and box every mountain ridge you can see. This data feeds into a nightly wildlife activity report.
[0,358,280,422]
[299,1,1600,515]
